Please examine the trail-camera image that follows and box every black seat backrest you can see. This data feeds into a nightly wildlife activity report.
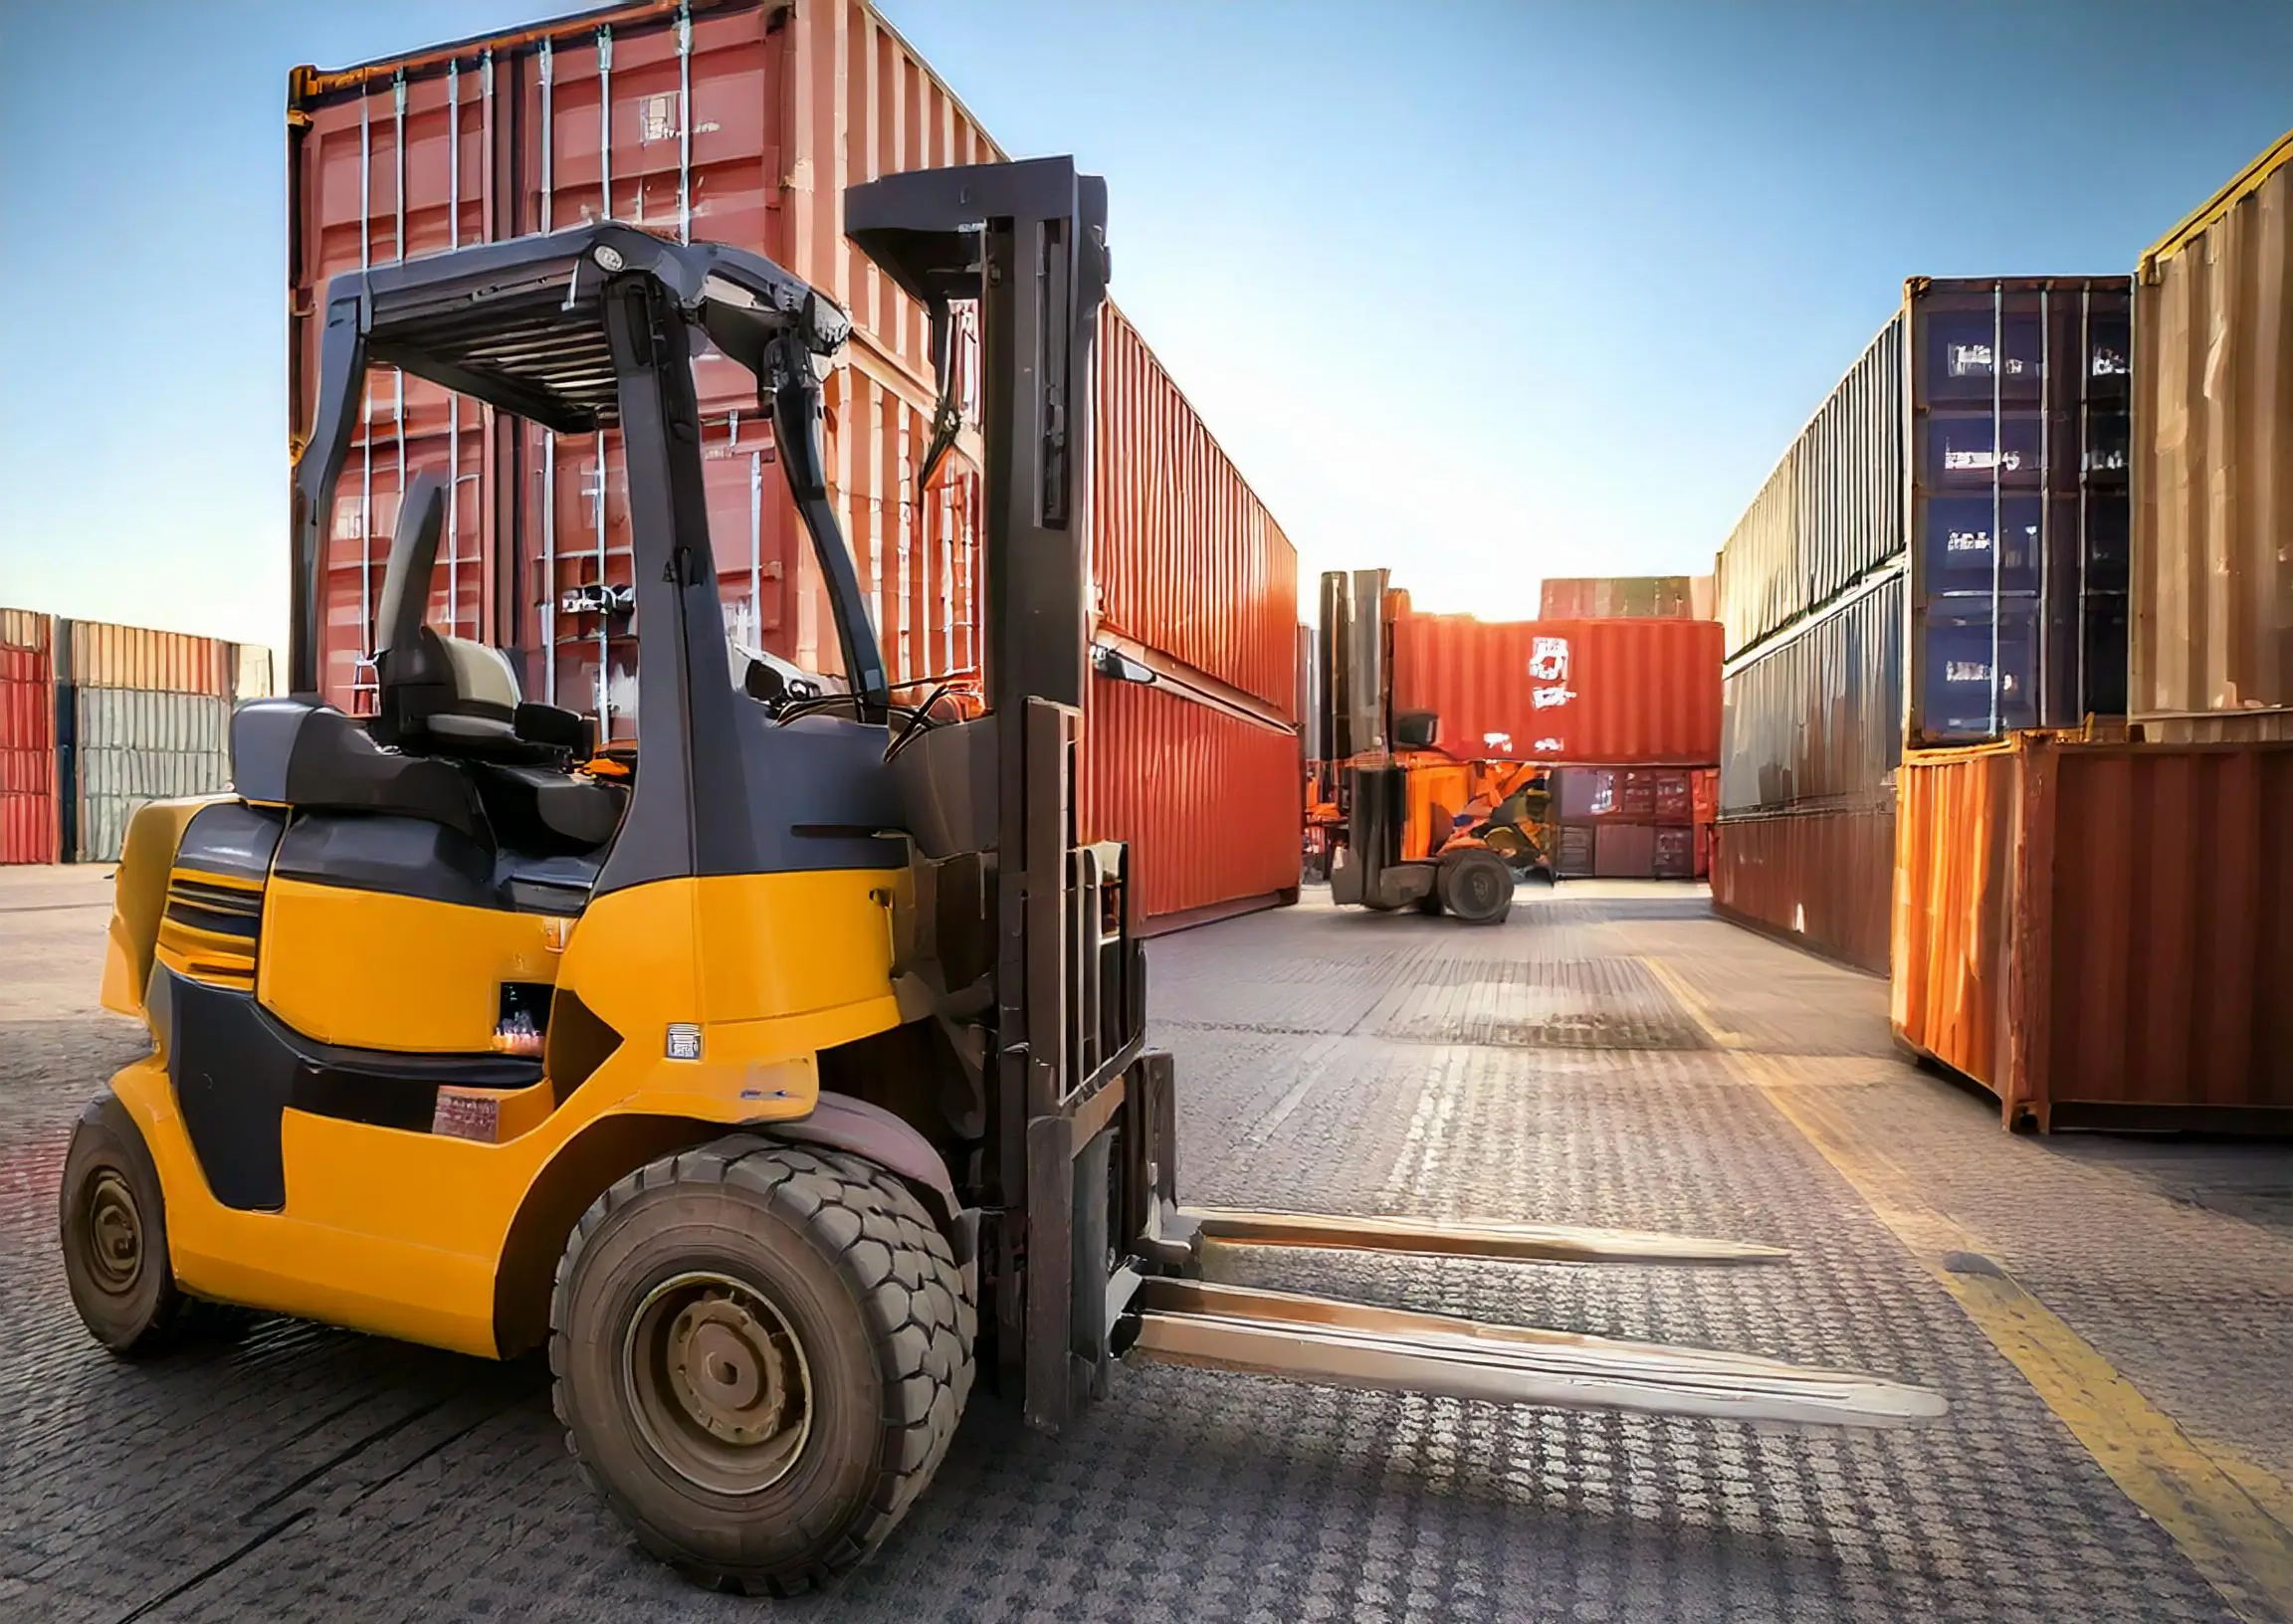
[369,472,593,762]
[231,698,483,840]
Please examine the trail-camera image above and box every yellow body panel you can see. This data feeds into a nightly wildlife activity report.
[259,879,561,1052]
[101,797,229,1017]
[113,867,910,1357]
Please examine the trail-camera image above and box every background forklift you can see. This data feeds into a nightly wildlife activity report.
[1314,568,1552,922]
[61,158,1940,1598]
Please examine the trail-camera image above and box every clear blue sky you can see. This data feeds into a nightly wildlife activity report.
[1,2,2286,648]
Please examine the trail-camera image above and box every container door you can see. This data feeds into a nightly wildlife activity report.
[1653,827,1694,879]
[1593,823,1657,879]
[1557,824,1596,879]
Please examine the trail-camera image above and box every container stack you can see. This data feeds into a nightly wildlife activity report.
[60,620,277,864]
[1550,767,1706,881]
[1713,276,2132,973]
[1892,127,2293,1132]
[0,614,276,867]
[287,0,1302,933]
[0,611,60,864]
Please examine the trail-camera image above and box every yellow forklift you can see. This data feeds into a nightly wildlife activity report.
[61,158,1940,1596]
[1315,568,1552,922]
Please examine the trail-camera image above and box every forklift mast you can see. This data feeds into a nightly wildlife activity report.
[846,158,1164,1427]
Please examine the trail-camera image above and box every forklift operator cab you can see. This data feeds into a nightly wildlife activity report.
[64,159,1942,1601]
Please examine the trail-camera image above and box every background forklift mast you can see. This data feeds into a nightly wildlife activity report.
[1315,568,1536,923]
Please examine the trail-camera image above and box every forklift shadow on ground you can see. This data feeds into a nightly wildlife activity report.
[58,155,1942,1598]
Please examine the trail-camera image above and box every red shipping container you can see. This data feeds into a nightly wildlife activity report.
[1389,612,1721,766]
[1653,826,1694,879]
[1692,821,1710,880]
[290,0,1296,728]
[1081,678,1301,931]
[1,610,59,865]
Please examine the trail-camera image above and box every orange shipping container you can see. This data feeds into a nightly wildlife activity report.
[1894,735,2293,1130]
[1081,679,1302,931]
[289,0,1295,726]
[66,620,231,697]
[1390,613,1721,766]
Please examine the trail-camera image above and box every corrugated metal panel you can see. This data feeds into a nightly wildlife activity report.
[2132,127,2293,742]
[1094,305,1298,713]
[1389,616,1722,766]
[1719,569,1904,813]
[1716,312,1906,659]
[66,620,232,696]
[233,646,279,703]
[1538,577,1699,621]
[1894,736,2293,1128]
[1080,677,1300,929]
[1905,277,2133,744]
[1711,805,1894,973]
[72,689,232,863]
[293,0,1297,733]
[0,611,59,864]
[1592,822,1655,878]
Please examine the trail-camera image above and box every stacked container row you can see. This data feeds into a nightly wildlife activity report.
[0,613,275,865]
[1714,276,2133,972]
[1548,766,1711,881]
[1887,126,2293,1131]
[290,0,1302,930]
[1538,576,1715,622]
[1388,610,1722,766]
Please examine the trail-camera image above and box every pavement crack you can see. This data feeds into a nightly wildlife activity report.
[239,1397,454,1522]
[346,1398,527,1511]
[109,1510,312,1624]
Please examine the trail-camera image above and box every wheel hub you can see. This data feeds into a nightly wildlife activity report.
[626,1272,813,1495]
[85,1169,143,1296]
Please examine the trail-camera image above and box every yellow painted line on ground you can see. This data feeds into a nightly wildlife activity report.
[1642,953,2293,1624]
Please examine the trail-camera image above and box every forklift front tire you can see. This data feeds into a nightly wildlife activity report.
[1437,848,1515,924]
[551,1137,973,1596]
[60,1094,222,1356]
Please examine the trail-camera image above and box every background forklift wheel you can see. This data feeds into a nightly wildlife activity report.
[1437,848,1515,924]
[552,1138,974,1597]
[1414,890,1444,916]
[60,1095,218,1355]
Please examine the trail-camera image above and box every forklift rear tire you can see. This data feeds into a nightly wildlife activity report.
[551,1137,973,1596]
[1437,848,1515,924]
[60,1094,225,1356]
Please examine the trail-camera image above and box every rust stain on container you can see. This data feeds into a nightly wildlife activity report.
[1895,734,2293,1130]
[0,611,59,865]
[1081,677,1301,930]
[1389,613,1721,766]
[1712,806,1894,974]
[2132,126,2293,743]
